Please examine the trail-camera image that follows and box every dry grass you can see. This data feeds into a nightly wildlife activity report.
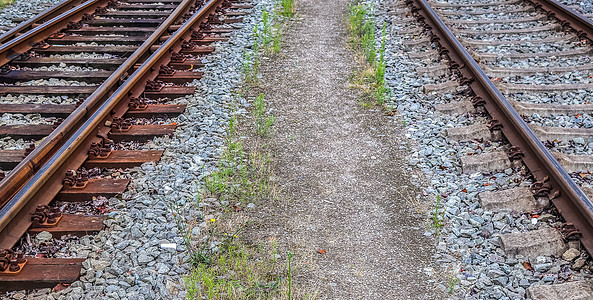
[0,0,14,8]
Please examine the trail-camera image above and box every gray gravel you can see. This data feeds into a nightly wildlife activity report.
[378,0,593,298]
[494,55,593,68]
[561,0,593,14]
[2,1,271,299]
[0,0,60,33]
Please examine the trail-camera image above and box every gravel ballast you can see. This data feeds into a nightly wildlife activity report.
[2,0,271,298]
[378,0,593,298]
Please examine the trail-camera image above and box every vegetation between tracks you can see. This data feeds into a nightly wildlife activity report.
[181,92,290,299]
[431,194,446,236]
[182,107,287,298]
[243,0,293,85]
[347,0,389,106]
[182,1,305,299]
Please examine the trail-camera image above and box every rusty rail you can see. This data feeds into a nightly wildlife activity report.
[526,0,593,42]
[0,0,108,65]
[0,0,225,248]
[407,0,593,254]
[0,0,89,45]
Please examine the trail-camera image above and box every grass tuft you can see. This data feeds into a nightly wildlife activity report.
[431,195,446,235]
[185,237,288,299]
[254,94,276,137]
[347,0,390,105]
[280,0,294,17]
[0,0,13,8]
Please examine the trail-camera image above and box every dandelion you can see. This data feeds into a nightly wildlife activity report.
[210,218,216,223]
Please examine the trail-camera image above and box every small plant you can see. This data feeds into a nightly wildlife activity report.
[287,251,294,299]
[242,50,258,84]
[245,5,286,80]
[431,195,446,234]
[348,2,366,38]
[254,94,276,136]
[272,23,283,54]
[448,276,460,293]
[244,24,261,83]
[261,9,273,47]
[281,0,294,17]
[348,1,389,105]
[374,22,390,104]
[360,7,376,64]
[272,240,278,263]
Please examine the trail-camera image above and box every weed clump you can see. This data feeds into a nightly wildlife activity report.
[348,1,390,105]
[254,94,276,137]
[281,0,294,17]
[431,195,446,235]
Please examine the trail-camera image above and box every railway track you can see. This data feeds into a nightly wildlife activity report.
[0,0,251,291]
[384,0,593,296]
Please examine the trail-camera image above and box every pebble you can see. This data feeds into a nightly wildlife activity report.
[562,248,580,262]
[573,258,587,270]
[137,252,154,264]
[34,231,53,243]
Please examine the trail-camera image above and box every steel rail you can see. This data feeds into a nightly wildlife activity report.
[0,0,107,66]
[0,0,89,45]
[0,0,195,212]
[0,0,200,205]
[408,0,593,254]
[0,0,218,247]
[526,0,593,42]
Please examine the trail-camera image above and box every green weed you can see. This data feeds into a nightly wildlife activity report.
[280,0,294,17]
[185,239,286,299]
[254,93,276,137]
[261,9,273,47]
[348,1,390,105]
[272,23,283,54]
[242,50,258,85]
[448,276,460,293]
[431,195,446,234]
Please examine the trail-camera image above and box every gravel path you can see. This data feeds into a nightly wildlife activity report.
[248,0,445,298]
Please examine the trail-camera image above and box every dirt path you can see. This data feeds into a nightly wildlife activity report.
[248,0,445,298]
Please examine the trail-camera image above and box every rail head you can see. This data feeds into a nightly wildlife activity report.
[0,0,107,65]
[0,0,89,45]
[527,0,593,42]
[408,0,593,254]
